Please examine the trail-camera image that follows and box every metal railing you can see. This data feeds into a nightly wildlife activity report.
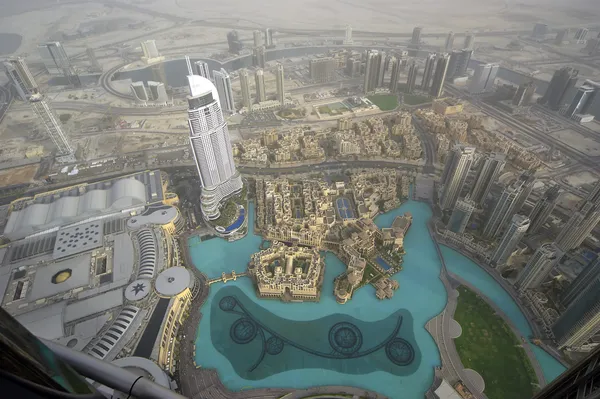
[41,339,187,399]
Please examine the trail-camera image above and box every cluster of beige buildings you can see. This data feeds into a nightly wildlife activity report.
[248,242,324,302]
[351,169,403,218]
[416,108,542,169]
[255,178,335,247]
[391,112,422,160]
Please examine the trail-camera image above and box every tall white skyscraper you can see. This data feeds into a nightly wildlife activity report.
[528,186,560,235]
[343,25,353,45]
[264,28,274,47]
[464,33,475,50]
[29,93,75,162]
[515,243,561,295]
[490,214,530,266]
[3,57,38,101]
[186,74,243,220]
[275,63,285,105]
[255,69,266,102]
[483,183,522,239]
[212,68,235,113]
[239,69,252,109]
[253,30,262,47]
[194,61,211,80]
[445,31,455,51]
[556,201,600,252]
[439,145,475,211]
[470,153,506,206]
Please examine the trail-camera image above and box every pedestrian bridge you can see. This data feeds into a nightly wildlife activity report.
[208,271,248,285]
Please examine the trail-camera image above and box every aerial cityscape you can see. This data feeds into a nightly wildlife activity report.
[2,0,600,398]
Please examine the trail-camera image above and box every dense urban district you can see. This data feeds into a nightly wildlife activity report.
[2,1,600,398]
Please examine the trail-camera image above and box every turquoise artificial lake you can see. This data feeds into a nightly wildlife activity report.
[189,200,566,398]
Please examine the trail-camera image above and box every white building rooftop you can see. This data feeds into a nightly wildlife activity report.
[155,267,192,297]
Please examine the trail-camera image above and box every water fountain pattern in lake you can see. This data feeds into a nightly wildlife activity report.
[211,286,419,380]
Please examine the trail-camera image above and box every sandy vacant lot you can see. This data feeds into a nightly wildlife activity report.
[0,164,39,187]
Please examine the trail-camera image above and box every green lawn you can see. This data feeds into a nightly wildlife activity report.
[454,286,538,399]
[402,93,431,105]
[367,95,399,111]
[212,200,238,227]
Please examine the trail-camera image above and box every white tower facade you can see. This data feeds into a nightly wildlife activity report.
[344,25,353,45]
[515,243,561,294]
[186,75,243,220]
[490,214,530,266]
[194,61,211,80]
[212,68,235,113]
[3,57,38,101]
[275,63,285,105]
[439,145,475,211]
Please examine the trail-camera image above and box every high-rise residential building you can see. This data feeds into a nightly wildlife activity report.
[343,25,353,45]
[29,93,75,162]
[512,170,536,214]
[541,67,579,110]
[430,53,450,98]
[411,27,423,45]
[227,30,243,54]
[3,57,38,101]
[253,30,262,47]
[275,63,285,105]
[555,29,569,45]
[445,50,461,81]
[345,57,361,78]
[147,81,168,103]
[212,68,235,113]
[389,56,400,93]
[575,28,589,43]
[421,53,436,90]
[464,33,475,50]
[406,61,419,94]
[37,42,80,87]
[470,152,506,206]
[378,53,387,87]
[533,23,549,39]
[239,69,252,109]
[445,31,455,51]
[528,186,560,235]
[252,46,266,68]
[454,49,472,78]
[483,183,524,239]
[553,275,600,350]
[490,214,530,266]
[130,81,149,102]
[515,243,560,294]
[439,144,476,211]
[565,80,600,118]
[364,50,384,94]
[447,196,476,233]
[140,40,162,63]
[186,74,243,220]
[309,57,336,83]
[469,63,499,94]
[194,61,211,80]
[563,258,600,307]
[513,81,537,106]
[255,69,266,102]
[264,28,274,48]
[556,201,600,252]
[86,48,102,72]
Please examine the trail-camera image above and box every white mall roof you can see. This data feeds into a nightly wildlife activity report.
[125,279,151,301]
[155,267,192,297]
[434,380,462,399]
[127,206,178,230]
